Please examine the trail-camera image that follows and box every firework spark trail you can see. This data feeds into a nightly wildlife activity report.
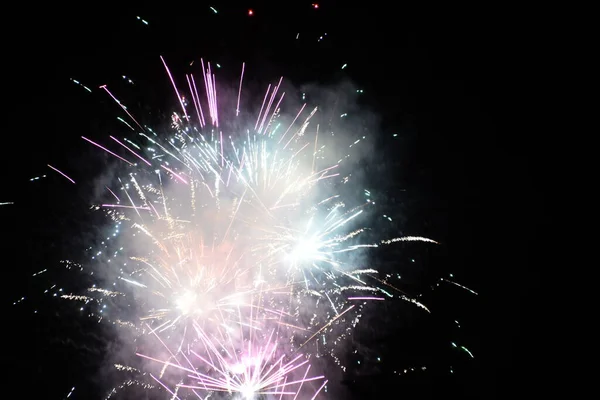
[82,136,134,165]
[50,57,439,398]
[379,236,439,245]
[236,62,245,117]
[110,135,153,166]
[442,278,478,295]
[99,85,145,131]
[161,55,189,122]
[47,164,76,184]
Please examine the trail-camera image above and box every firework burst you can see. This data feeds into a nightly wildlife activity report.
[44,57,440,398]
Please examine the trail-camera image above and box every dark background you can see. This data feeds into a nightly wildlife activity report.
[2,2,546,399]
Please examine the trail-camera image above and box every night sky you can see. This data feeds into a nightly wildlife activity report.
[2,3,545,399]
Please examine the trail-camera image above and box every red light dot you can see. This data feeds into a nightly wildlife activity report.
[312,3,319,8]
[248,9,253,15]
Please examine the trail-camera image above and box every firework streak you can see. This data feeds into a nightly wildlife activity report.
[58,58,437,399]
